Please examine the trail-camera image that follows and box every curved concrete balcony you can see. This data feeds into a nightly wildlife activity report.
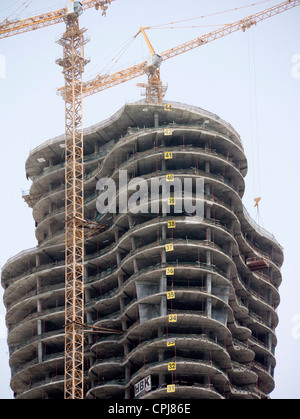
[2,100,283,399]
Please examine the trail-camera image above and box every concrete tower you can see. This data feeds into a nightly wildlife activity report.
[1,101,283,399]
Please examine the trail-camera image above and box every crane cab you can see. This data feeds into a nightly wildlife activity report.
[147,53,162,68]
[67,1,83,18]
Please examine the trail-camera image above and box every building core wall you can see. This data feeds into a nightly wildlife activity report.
[1,101,283,399]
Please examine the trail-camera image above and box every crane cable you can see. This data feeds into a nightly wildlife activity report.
[85,0,277,82]
[248,28,264,227]
[1,0,35,22]
[0,0,25,17]
[146,0,274,30]
[84,35,137,80]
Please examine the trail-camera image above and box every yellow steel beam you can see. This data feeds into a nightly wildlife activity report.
[0,0,114,39]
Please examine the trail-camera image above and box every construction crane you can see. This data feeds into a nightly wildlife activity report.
[0,0,112,39]
[134,26,167,103]
[0,0,299,401]
[59,0,299,103]
[0,0,116,400]
[56,2,92,400]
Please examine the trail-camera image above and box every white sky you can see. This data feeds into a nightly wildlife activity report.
[0,0,299,399]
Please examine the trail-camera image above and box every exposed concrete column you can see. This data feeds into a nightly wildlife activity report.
[206,226,212,242]
[160,294,167,317]
[36,276,42,307]
[269,267,274,283]
[117,273,123,289]
[206,248,212,318]
[124,341,130,399]
[206,288,212,318]
[84,264,89,284]
[161,222,167,315]
[205,161,210,174]
[128,219,139,273]
[35,254,40,268]
[267,310,272,328]
[205,204,211,224]
[162,224,167,242]
[115,227,123,271]
[122,312,128,403]
[158,326,165,386]
[268,289,272,305]
[161,248,166,265]
[86,312,94,346]
[120,297,126,314]
[154,112,159,128]
[36,279,42,348]
[133,258,138,274]
[85,287,94,346]
[269,246,274,262]
[131,236,137,251]
[227,264,232,280]
[116,251,121,268]
[162,136,166,171]
[267,333,272,352]
[158,349,165,386]
[206,249,211,265]
[227,220,233,234]
[36,263,43,363]
[37,321,43,363]
[160,224,167,316]
[205,182,211,199]
[158,325,164,338]
[85,287,91,302]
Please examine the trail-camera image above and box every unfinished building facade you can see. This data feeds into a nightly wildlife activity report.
[1,101,283,399]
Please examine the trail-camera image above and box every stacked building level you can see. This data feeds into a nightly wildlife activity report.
[1,101,283,399]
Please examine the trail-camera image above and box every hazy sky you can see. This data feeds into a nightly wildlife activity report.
[0,0,299,399]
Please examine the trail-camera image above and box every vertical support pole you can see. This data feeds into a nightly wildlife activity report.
[57,13,89,400]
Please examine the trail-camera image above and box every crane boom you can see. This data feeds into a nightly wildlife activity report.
[0,0,113,39]
[75,0,300,100]
[160,0,300,61]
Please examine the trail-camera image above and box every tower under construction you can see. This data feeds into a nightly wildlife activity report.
[1,100,283,399]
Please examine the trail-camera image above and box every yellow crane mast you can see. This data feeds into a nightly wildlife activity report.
[0,0,299,400]
[1,0,115,400]
[134,27,167,103]
[56,2,88,400]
